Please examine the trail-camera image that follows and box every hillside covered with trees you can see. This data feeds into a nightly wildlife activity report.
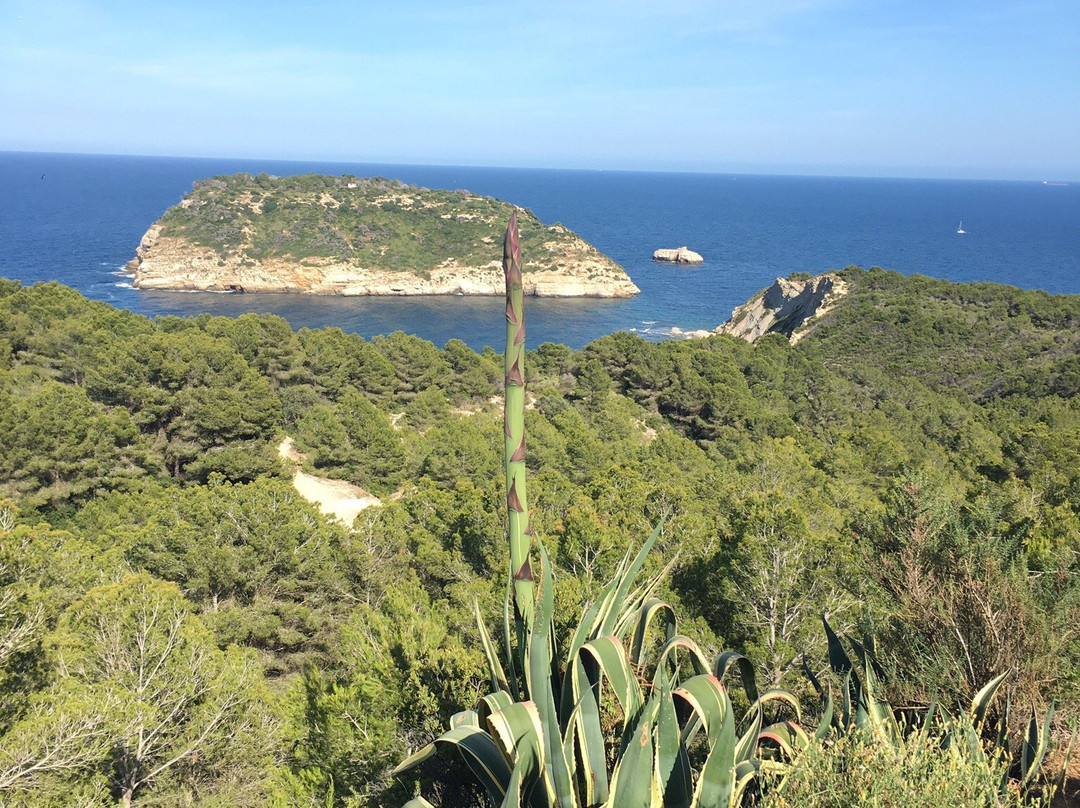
[0,267,1077,806]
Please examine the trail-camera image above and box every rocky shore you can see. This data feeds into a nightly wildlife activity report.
[668,273,848,343]
[128,224,640,298]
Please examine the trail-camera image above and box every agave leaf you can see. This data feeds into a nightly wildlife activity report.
[452,709,480,730]
[629,598,678,668]
[854,686,870,732]
[839,671,853,731]
[502,756,536,808]
[592,553,634,638]
[845,634,886,682]
[526,541,575,806]
[823,616,853,677]
[583,541,641,652]
[713,652,759,705]
[748,689,802,724]
[815,690,835,741]
[478,691,516,726]
[654,665,692,808]
[615,556,680,641]
[607,688,661,808]
[556,696,584,804]
[801,653,825,700]
[861,661,899,743]
[579,635,645,731]
[598,517,666,637]
[565,599,604,675]
[674,675,727,744]
[989,689,1012,797]
[486,701,546,808]
[487,701,543,766]
[995,690,1011,756]
[560,596,607,731]
[673,675,737,808]
[1019,705,1054,791]
[393,725,513,807]
[760,721,812,760]
[393,742,439,776]
[567,655,610,806]
[501,725,546,808]
[476,599,513,696]
[997,703,1012,798]
[502,575,522,702]
[734,702,762,765]
[916,702,937,744]
[759,721,811,760]
[959,715,985,766]
[936,703,958,756]
[969,671,1008,732]
[732,759,761,807]
[656,635,712,679]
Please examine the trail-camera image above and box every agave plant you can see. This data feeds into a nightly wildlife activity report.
[803,616,1054,797]
[393,214,805,808]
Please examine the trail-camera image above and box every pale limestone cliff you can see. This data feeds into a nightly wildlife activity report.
[715,274,848,343]
[128,220,640,298]
[653,247,704,264]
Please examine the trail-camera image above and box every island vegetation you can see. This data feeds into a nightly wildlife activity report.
[0,264,1077,807]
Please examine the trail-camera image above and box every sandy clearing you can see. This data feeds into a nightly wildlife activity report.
[278,437,381,526]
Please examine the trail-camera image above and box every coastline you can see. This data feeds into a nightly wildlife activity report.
[127,233,640,298]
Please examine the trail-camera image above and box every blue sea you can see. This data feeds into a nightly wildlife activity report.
[1,151,1077,350]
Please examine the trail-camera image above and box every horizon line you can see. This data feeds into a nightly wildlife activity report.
[2,147,1076,185]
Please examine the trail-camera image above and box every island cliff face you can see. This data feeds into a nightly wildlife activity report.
[127,174,639,298]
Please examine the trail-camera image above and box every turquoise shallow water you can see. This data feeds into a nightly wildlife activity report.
[2,151,1077,350]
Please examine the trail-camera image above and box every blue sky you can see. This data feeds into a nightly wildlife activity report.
[1,0,1077,179]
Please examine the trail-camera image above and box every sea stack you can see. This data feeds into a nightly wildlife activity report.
[653,247,704,264]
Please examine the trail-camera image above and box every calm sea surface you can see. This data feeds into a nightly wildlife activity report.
[2,151,1077,350]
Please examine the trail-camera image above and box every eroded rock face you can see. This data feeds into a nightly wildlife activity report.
[716,273,848,343]
[653,247,704,264]
[128,228,640,297]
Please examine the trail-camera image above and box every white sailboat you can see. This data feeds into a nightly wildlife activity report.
[957,220,966,234]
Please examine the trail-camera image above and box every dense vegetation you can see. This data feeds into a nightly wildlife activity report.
[155,173,599,273]
[0,267,1077,806]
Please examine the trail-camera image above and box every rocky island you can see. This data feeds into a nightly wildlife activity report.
[653,246,704,264]
[127,173,639,298]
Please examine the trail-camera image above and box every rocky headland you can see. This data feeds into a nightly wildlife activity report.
[127,173,640,298]
[669,273,848,343]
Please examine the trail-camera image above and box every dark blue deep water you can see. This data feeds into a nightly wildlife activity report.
[2,151,1078,350]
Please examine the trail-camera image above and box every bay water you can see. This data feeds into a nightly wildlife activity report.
[2,151,1077,350]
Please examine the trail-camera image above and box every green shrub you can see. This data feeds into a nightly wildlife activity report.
[759,725,1045,808]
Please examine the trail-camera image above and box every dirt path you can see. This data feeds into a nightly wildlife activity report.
[278,437,381,526]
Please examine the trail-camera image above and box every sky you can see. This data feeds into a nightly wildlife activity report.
[1,0,1078,179]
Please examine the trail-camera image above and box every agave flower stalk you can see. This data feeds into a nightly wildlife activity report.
[503,211,534,627]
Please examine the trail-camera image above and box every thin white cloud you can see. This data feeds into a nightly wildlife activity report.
[115,49,356,97]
